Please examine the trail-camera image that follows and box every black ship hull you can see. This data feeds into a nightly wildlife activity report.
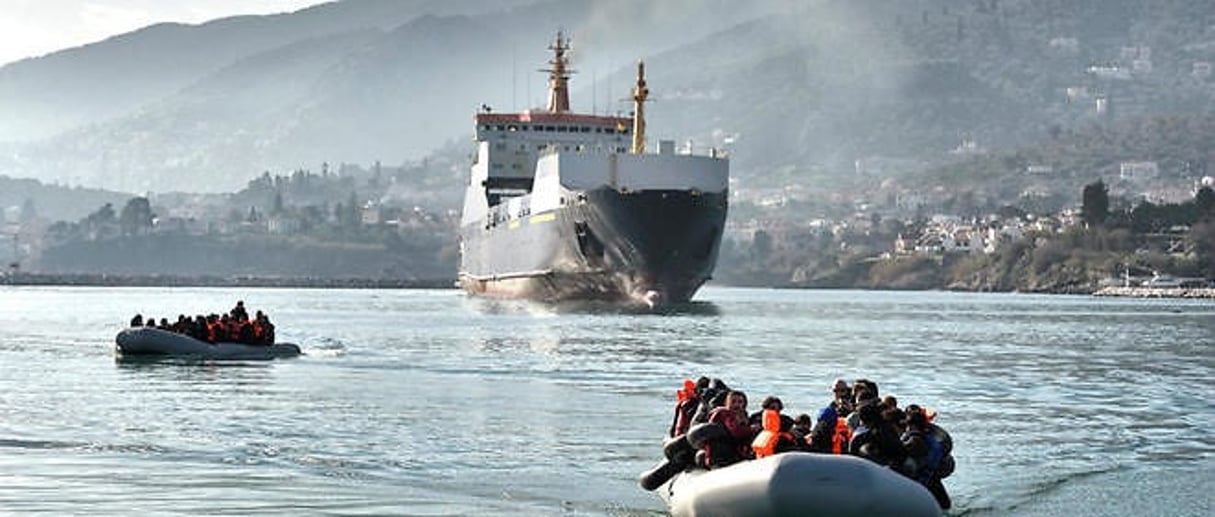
[458,187,727,304]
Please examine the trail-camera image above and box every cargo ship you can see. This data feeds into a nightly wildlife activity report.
[457,33,728,305]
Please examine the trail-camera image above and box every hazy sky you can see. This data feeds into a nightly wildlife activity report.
[0,0,325,66]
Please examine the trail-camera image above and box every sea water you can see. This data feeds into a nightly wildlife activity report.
[0,286,1210,515]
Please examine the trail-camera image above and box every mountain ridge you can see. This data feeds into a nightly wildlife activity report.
[1,0,1212,195]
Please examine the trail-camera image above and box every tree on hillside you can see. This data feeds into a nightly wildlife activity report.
[119,197,154,236]
[1196,186,1215,221]
[84,203,117,240]
[1081,180,1109,228]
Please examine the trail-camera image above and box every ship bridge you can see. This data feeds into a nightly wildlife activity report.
[473,111,635,204]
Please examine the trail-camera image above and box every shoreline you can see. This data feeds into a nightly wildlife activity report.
[0,272,454,289]
[5,273,1214,299]
[1091,286,1215,299]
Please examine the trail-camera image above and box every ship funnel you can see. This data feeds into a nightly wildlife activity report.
[631,60,648,154]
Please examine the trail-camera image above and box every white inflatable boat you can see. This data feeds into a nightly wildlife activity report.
[652,452,941,517]
[115,327,301,360]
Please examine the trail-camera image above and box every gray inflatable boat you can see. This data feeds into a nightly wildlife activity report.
[656,453,941,517]
[115,327,302,360]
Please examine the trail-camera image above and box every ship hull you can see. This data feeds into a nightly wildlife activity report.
[458,187,727,304]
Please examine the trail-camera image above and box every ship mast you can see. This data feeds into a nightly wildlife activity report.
[543,31,573,113]
[631,60,648,154]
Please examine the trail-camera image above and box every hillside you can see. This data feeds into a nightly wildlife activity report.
[0,0,1212,195]
[0,176,133,223]
[0,0,531,142]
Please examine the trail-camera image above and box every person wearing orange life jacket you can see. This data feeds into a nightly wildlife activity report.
[748,396,795,431]
[751,408,798,458]
[808,378,854,453]
[669,377,705,438]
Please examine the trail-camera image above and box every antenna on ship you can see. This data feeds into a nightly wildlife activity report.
[631,60,649,154]
[543,31,574,113]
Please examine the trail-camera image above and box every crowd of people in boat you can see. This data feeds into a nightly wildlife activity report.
[661,376,954,510]
[127,301,276,346]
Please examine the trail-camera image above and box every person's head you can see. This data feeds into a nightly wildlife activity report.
[857,379,879,398]
[794,413,812,429]
[831,378,850,400]
[726,390,748,413]
[859,403,882,427]
[761,396,783,412]
[883,407,906,430]
[907,409,929,430]
[236,300,244,307]
[880,395,898,410]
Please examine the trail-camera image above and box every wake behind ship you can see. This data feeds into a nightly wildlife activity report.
[457,33,728,305]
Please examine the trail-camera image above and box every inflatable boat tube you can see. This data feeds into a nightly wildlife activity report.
[656,452,941,517]
[115,327,301,360]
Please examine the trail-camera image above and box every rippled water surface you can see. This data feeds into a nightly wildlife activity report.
[0,286,1211,515]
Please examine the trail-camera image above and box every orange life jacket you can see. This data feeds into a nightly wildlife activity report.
[752,409,792,458]
[676,379,697,403]
[831,417,852,454]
